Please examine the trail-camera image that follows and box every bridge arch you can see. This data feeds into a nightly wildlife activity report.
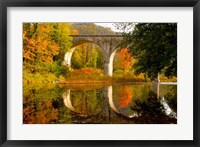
[63,43,102,68]
[63,35,123,76]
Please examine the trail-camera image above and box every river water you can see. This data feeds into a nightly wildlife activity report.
[23,83,177,124]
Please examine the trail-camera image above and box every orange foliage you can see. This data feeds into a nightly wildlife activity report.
[71,29,79,35]
[117,86,133,108]
[23,99,58,124]
[71,67,101,75]
[116,48,133,71]
[23,24,59,64]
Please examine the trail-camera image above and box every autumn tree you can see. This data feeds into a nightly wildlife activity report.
[114,48,134,71]
[23,23,60,72]
[23,23,72,76]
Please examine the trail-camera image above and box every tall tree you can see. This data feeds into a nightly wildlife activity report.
[119,23,177,80]
[114,48,133,71]
[51,23,72,59]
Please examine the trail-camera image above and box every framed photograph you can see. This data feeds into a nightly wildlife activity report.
[0,0,199,146]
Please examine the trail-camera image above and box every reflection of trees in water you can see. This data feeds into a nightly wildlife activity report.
[63,85,177,124]
[61,84,177,124]
[113,84,151,106]
[23,96,60,124]
[132,91,164,115]
[23,84,72,124]
[164,87,177,112]
[112,84,152,118]
[131,90,177,124]
[116,86,133,108]
[66,89,104,117]
[23,84,177,124]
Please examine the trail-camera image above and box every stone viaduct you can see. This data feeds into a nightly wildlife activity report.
[63,35,123,76]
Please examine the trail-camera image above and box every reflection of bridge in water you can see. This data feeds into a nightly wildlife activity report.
[62,83,177,124]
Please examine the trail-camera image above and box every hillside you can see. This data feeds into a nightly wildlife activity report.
[71,23,116,35]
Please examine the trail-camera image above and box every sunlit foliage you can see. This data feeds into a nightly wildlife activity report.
[114,48,134,71]
[23,23,72,83]
[71,43,104,69]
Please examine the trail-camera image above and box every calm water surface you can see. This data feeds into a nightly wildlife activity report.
[23,83,177,124]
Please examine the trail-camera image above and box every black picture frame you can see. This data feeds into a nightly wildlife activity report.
[0,0,199,146]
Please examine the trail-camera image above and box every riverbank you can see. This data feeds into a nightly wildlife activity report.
[23,68,177,85]
[56,80,177,85]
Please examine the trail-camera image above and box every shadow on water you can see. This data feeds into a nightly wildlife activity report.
[23,83,177,124]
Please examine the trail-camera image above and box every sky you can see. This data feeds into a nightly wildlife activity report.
[94,23,134,33]
[94,23,118,32]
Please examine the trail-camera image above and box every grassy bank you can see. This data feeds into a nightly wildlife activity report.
[23,70,58,85]
[62,68,146,84]
[23,68,177,84]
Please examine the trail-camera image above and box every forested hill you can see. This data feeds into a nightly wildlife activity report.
[71,23,116,35]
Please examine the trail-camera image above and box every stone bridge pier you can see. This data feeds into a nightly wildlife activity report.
[63,35,123,76]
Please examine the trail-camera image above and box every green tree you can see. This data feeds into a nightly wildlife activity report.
[119,23,177,80]
[71,43,104,69]
[50,23,73,76]
[51,23,72,59]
